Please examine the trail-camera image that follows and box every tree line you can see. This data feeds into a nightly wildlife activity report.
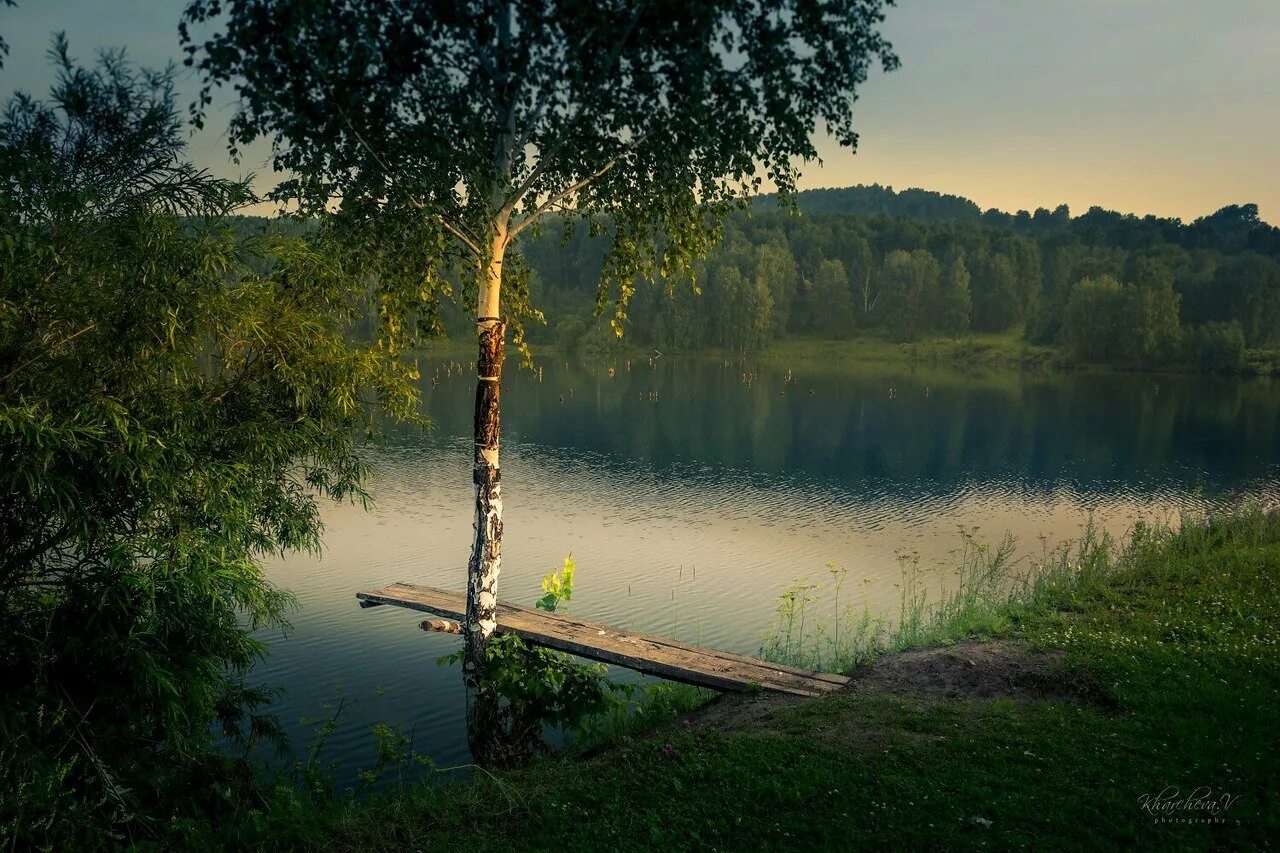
[511,186,1280,372]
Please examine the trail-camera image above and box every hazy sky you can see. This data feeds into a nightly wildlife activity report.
[4,1,1277,222]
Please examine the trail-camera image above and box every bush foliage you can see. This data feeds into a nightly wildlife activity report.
[0,43,419,846]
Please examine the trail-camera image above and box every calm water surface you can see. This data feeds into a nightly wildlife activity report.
[256,353,1280,778]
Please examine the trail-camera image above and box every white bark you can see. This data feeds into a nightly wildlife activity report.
[463,233,507,683]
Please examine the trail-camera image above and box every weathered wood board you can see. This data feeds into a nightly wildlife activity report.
[357,582,849,697]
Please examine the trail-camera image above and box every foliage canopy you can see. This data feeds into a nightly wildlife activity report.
[180,0,899,343]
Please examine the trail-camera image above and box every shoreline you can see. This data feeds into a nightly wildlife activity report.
[183,504,1280,849]
[418,331,1280,379]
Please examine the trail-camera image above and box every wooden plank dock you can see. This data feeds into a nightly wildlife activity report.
[357,582,849,697]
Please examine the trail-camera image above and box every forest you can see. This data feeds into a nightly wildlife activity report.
[499,186,1280,372]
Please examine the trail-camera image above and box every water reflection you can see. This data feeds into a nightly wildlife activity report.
[258,353,1280,778]
[405,357,1278,494]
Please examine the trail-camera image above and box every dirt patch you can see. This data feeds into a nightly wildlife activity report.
[674,640,1104,736]
[675,690,808,736]
[844,640,1095,705]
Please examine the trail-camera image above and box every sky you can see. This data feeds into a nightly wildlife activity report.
[3,0,1277,223]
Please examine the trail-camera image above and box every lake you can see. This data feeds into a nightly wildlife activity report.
[257,351,1280,780]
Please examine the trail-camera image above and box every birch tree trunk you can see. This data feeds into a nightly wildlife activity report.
[463,233,507,690]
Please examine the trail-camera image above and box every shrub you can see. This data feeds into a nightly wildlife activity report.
[0,43,418,846]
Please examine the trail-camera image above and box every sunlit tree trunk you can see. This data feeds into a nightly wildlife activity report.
[464,231,507,690]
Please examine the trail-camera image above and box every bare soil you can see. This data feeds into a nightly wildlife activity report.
[844,640,1083,703]
[676,640,1105,736]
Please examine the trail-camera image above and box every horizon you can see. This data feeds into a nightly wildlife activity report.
[2,1,1277,223]
[758,183,1273,227]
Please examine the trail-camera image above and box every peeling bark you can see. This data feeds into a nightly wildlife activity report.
[464,262,513,764]
[464,313,505,687]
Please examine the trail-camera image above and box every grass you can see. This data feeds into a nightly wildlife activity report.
[748,328,1056,372]
[572,682,716,750]
[424,330,1280,377]
[159,503,1280,850]
[757,523,1121,673]
[418,329,1052,372]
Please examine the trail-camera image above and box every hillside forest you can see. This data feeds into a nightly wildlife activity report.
[476,185,1280,371]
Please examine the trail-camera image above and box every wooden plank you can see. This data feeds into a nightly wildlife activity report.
[357,582,849,697]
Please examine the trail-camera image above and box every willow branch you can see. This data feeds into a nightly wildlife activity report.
[0,323,96,386]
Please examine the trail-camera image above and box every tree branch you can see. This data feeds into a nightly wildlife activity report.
[508,20,601,157]
[502,5,645,219]
[409,200,485,258]
[336,104,484,258]
[509,156,622,237]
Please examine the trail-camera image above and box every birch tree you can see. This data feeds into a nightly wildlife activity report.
[181,0,897,685]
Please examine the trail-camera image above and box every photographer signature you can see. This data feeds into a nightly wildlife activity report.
[1138,786,1241,824]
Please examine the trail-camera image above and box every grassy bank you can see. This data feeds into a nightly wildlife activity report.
[167,504,1279,850]
[746,329,1056,372]
[427,330,1280,377]
[749,332,1280,376]
[421,329,1052,371]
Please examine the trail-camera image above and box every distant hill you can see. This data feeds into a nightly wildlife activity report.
[753,185,1280,259]
[753,184,983,222]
